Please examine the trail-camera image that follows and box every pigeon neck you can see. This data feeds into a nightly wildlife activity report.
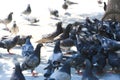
[27,6,31,12]
[54,41,61,53]
[62,24,72,38]
[14,63,22,74]
[57,23,63,34]
[59,62,71,75]
[34,45,42,56]
[13,23,16,27]
[8,13,12,20]
[25,38,31,44]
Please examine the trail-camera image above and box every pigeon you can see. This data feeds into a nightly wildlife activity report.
[62,2,68,10]
[44,62,55,79]
[92,49,107,74]
[103,2,107,11]
[48,58,72,80]
[71,53,85,75]
[49,8,59,17]
[64,0,78,5]
[49,40,63,69]
[54,23,72,41]
[60,28,77,51]
[0,36,20,54]
[17,35,32,46]
[22,4,31,16]
[97,0,102,4]
[0,12,13,31]
[21,43,43,76]
[97,0,103,4]
[36,22,63,43]
[10,62,26,80]
[10,21,19,36]
[108,52,120,72]
[95,34,120,51]
[82,59,99,80]
[23,16,39,24]
[22,36,34,57]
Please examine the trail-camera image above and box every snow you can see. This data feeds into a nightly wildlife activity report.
[0,0,120,80]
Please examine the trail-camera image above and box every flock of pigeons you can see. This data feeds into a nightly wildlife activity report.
[0,0,119,80]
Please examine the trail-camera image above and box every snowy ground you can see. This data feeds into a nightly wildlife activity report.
[0,0,120,80]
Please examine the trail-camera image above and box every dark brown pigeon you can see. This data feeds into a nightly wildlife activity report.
[0,35,20,54]
[36,22,63,43]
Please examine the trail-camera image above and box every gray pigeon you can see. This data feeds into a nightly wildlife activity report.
[10,62,26,80]
[22,4,31,16]
[0,36,20,54]
[48,59,72,80]
[21,43,43,76]
[24,16,39,24]
[22,36,34,57]
[0,12,13,31]
[82,59,99,80]
[49,40,63,69]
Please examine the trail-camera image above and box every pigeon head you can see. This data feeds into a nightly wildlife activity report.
[27,4,31,11]
[56,21,63,33]
[26,35,32,39]
[13,35,20,42]
[54,10,59,17]
[73,21,80,26]
[66,24,72,30]
[63,23,72,35]
[10,12,13,15]
[37,43,43,47]
[34,43,43,54]
[8,12,13,20]
[25,36,32,45]
[62,2,68,10]
[56,21,62,27]
[34,18,39,23]
[8,12,13,17]
[14,62,22,71]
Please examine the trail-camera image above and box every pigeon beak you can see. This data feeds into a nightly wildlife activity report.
[30,35,33,39]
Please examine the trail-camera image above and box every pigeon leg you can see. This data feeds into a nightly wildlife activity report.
[7,49,14,55]
[3,24,10,31]
[31,70,38,77]
[75,70,83,75]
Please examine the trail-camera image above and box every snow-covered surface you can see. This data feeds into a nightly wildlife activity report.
[0,0,120,80]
